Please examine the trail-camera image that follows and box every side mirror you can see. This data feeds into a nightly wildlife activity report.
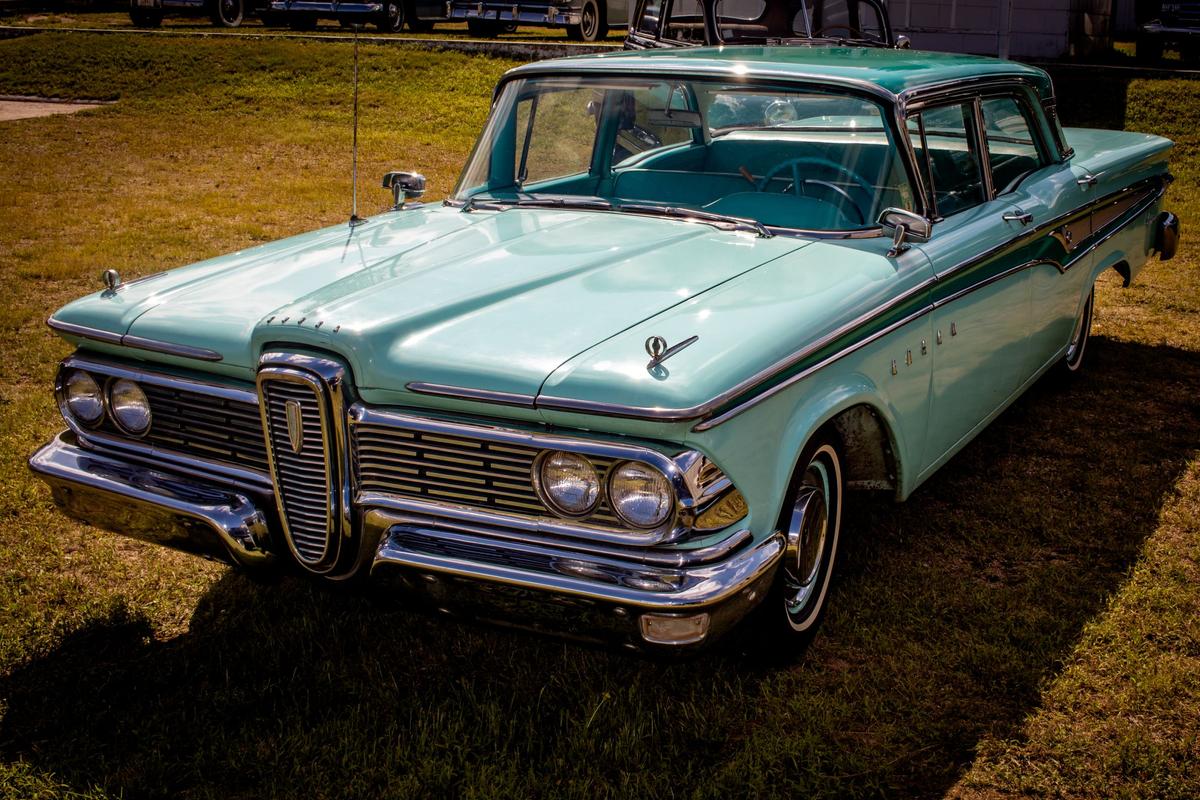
[382,171,426,209]
[878,207,932,257]
[895,34,911,49]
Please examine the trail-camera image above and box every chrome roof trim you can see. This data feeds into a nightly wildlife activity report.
[48,318,223,362]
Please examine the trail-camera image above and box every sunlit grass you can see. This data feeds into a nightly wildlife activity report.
[0,33,1197,800]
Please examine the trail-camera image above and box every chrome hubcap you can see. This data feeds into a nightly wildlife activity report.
[783,481,828,616]
[582,3,596,36]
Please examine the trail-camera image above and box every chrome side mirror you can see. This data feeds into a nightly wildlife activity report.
[895,34,911,49]
[878,207,932,257]
[382,171,426,209]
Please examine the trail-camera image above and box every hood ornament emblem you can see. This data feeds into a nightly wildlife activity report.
[285,399,305,454]
[645,334,699,370]
[101,269,121,292]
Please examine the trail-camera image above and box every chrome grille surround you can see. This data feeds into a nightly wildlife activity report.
[257,353,355,574]
[350,404,740,547]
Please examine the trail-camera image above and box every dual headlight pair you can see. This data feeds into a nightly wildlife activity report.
[535,451,675,530]
[61,369,152,436]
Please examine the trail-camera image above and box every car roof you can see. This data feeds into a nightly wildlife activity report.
[506,46,1053,102]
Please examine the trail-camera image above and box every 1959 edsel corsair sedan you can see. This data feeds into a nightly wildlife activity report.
[30,46,1180,653]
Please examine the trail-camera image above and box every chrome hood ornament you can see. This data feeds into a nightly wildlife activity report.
[645,334,699,370]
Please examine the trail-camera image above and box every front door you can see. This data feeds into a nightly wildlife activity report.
[908,98,1046,476]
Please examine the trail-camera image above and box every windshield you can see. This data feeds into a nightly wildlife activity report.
[452,75,915,234]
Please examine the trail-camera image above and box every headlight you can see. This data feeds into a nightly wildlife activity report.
[536,451,600,517]
[608,461,674,529]
[62,369,104,426]
[108,378,151,436]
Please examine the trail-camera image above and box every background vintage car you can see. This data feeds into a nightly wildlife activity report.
[29,46,1178,654]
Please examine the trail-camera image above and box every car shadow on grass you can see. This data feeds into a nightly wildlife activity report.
[3,336,1199,799]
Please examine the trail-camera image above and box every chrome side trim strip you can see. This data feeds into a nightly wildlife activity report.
[47,318,224,362]
[536,176,1168,429]
[405,382,536,408]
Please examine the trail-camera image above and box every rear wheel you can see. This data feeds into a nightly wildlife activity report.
[566,0,604,41]
[210,0,244,26]
[744,433,844,659]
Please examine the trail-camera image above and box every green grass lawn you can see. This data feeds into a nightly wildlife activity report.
[1,33,1198,800]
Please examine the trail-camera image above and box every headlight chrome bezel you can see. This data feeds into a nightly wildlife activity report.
[532,450,603,519]
[60,368,105,428]
[107,377,153,437]
[606,459,676,530]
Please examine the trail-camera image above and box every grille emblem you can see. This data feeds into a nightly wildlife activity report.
[285,399,304,453]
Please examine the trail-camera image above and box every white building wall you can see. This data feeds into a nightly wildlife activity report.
[889,0,1110,60]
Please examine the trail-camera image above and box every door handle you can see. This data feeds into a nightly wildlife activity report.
[1002,210,1034,225]
[1076,173,1098,187]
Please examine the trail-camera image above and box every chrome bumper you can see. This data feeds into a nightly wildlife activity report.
[29,433,276,568]
[29,433,781,649]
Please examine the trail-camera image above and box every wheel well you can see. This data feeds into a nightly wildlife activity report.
[828,404,897,492]
[1112,259,1132,288]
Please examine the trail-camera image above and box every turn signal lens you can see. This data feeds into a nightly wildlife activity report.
[537,451,600,517]
[108,378,151,436]
[608,461,674,529]
[63,369,104,426]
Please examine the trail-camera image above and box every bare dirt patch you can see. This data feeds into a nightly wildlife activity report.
[0,98,108,122]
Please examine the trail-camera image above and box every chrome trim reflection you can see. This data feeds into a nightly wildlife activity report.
[47,318,224,362]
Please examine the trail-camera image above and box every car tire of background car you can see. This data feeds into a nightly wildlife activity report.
[376,0,405,31]
[1137,33,1164,63]
[741,431,845,660]
[129,3,164,27]
[466,18,501,36]
[287,12,318,29]
[1060,288,1094,374]
[565,0,604,41]
[209,0,244,26]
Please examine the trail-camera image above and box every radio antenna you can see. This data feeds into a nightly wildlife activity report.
[349,25,363,227]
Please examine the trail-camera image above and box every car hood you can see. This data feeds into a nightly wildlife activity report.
[52,205,808,398]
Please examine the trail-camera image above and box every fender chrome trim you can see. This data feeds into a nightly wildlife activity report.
[47,318,224,362]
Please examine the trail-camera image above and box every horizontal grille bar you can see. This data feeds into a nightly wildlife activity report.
[354,422,624,526]
[136,383,269,472]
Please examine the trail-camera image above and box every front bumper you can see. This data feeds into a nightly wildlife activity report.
[30,432,781,650]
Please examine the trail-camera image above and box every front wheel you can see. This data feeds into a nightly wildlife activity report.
[745,434,844,658]
[210,0,244,26]
[565,0,604,40]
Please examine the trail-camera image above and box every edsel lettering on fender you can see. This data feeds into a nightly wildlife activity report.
[30,46,1178,654]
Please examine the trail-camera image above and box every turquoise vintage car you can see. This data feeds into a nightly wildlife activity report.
[30,46,1179,653]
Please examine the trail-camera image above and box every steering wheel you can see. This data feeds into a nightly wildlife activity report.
[755,156,872,224]
[812,23,867,39]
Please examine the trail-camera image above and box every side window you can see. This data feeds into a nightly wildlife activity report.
[634,0,662,37]
[713,0,767,38]
[805,0,886,41]
[980,96,1043,194]
[910,102,987,218]
[663,0,705,42]
[515,89,597,187]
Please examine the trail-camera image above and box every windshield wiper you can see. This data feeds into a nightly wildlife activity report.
[615,203,773,238]
[461,196,613,213]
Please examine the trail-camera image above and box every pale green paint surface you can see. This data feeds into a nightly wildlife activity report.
[48,50,1175,545]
